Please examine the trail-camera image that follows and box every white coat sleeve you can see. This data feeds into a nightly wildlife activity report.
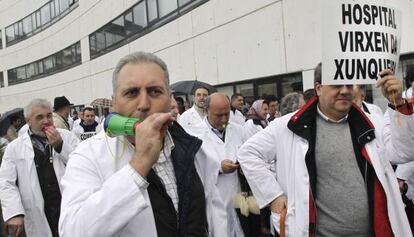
[0,143,25,221]
[395,161,414,181]
[382,108,414,164]
[59,148,151,237]
[194,148,227,237]
[55,129,80,165]
[237,121,284,208]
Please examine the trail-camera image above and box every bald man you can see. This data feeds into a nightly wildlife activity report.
[186,93,244,237]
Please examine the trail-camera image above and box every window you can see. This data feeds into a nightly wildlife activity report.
[5,0,79,46]
[179,0,192,7]
[132,2,147,29]
[59,0,70,13]
[159,1,178,17]
[0,30,2,49]
[89,0,208,58]
[6,26,14,42]
[216,72,303,105]
[6,42,81,86]
[147,0,158,22]
[22,16,33,35]
[0,72,4,87]
[41,3,51,25]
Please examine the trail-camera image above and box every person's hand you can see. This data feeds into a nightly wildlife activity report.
[221,159,239,173]
[45,126,63,149]
[130,112,174,177]
[270,195,287,214]
[5,216,24,237]
[376,69,405,106]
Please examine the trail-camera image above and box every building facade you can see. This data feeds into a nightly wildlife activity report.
[0,0,413,112]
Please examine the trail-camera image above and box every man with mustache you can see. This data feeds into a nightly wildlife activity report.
[0,98,79,237]
[59,52,226,237]
[238,63,413,237]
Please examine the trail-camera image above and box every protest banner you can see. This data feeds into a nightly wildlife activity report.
[322,0,401,85]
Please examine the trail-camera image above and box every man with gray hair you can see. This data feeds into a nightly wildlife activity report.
[0,98,79,237]
[59,52,227,237]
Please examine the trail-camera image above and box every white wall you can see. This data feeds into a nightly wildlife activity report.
[0,0,414,112]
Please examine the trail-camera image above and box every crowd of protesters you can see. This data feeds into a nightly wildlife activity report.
[0,52,412,237]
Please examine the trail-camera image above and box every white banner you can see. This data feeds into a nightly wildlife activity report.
[322,0,401,85]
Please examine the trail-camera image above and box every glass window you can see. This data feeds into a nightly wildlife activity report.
[41,3,51,25]
[216,85,234,99]
[258,83,278,98]
[50,1,56,19]
[6,26,14,43]
[55,51,64,69]
[147,0,158,22]
[54,0,61,16]
[36,10,42,27]
[0,72,4,87]
[8,69,17,84]
[89,34,97,54]
[179,0,192,7]
[158,1,177,17]
[104,16,126,48]
[43,56,55,73]
[59,0,70,13]
[16,66,26,81]
[14,22,24,39]
[124,11,135,35]
[236,84,254,105]
[132,2,147,29]
[0,30,2,49]
[281,75,302,95]
[95,31,106,51]
[26,64,35,78]
[23,16,33,35]
[62,47,74,66]
[37,61,44,75]
[75,42,81,62]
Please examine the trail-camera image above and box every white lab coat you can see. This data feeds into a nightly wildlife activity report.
[59,130,227,237]
[396,161,414,202]
[178,106,205,130]
[229,109,245,126]
[242,119,263,142]
[0,128,79,237]
[187,119,244,237]
[237,107,413,237]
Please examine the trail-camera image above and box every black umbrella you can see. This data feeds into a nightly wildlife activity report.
[0,108,24,136]
[170,80,217,95]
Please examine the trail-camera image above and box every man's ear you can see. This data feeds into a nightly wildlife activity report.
[315,82,322,96]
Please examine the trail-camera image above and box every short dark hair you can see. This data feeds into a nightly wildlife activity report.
[314,62,322,85]
[405,67,414,88]
[192,86,209,95]
[303,89,316,102]
[82,107,95,113]
[263,94,278,103]
[231,93,243,102]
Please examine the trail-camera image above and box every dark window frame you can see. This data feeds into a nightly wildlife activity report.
[7,42,81,86]
[5,0,79,47]
[89,0,208,59]
[216,72,304,105]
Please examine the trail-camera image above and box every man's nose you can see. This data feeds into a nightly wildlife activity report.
[136,93,150,111]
